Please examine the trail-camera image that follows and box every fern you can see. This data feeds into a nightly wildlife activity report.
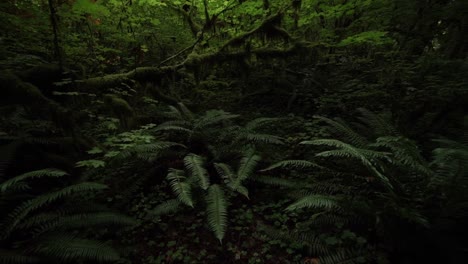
[245,117,281,130]
[164,105,187,120]
[235,149,260,186]
[149,199,182,216]
[356,108,398,136]
[155,125,193,134]
[319,249,368,264]
[372,136,431,175]
[258,223,330,255]
[314,116,368,147]
[116,141,185,161]
[262,159,322,171]
[29,235,120,262]
[253,175,300,188]
[1,182,108,239]
[431,139,468,179]
[184,153,209,190]
[179,103,195,119]
[234,117,284,145]
[240,133,284,144]
[214,163,235,182]
[286,195,340,211]
[167,169,193,207]
[0,250,41,264]
[206,184,227,242]
[303,139,392,190]
[194,110,239,129]
[0,169,68,193]
[34,213,136,233]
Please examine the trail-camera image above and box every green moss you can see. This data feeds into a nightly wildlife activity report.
[103,94,134,128]
[0,71,48,104]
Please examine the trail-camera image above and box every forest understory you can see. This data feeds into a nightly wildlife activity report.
[0,0,467,263]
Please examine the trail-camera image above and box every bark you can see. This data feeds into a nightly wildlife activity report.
[48,0,63,70]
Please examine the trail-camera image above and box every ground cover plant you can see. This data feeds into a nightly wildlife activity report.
[1,0,467,263]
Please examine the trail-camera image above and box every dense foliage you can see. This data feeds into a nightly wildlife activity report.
[1,0,467,263]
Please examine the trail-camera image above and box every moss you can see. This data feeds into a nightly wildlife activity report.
[199,80,229,91]
[103,94,134,128]
[0,71,48,104]
[16,64,63,95]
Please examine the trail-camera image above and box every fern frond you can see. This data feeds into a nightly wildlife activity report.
[372,136,431,175]
[177,103,194,121]
[149,199,181,216]
[30,235,120,262]
[431,139,468,179]
[229,184,249,199]
[241,133,284,145]
[157,120,191,128]
[304,139,392,189]
[155,125,192,134]
[15,213,62,231]
[258,223,329,255]
[206,184,227,242]
[2,183,107,239]
[167,169,193,207]
[314,116,368,147]
[0,169,68,193]
[262,160,322,171]
[184,153,209,190]
[164,105,184,120]
[0,250,40,264]
[286,195,340,211]
[253,175,300,188]
[357,108,398,136]
[116,141,185,161]
[214,163,235,182]
[245,117,281,130]
[195,110,239,129]
[35,213,136,233]
[235,150,261,186]
[319,249,368,264]
[133,142,185,152]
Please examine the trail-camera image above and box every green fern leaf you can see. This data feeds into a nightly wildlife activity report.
[206,184,227,242]
[30,235,120,262]
[2,182,108,239]
[253,176,300,188]
[37,213,136,231]
[177,103,194,121]
[319,249,367,264]
[357,108,398,136]
[149,199,181,216]
[227,183,249,199]
[314,116,368,147]
[184,153,209,190]
[165,105,184,120]
[245,117,280,130]
[0,250,41,263]
[157,120,192,127]
[242,133,284,144]
[258,223,330,255]
[117,141,185,161]
[214,163,235,182]
[155,125,193,134]
[304,139,392,189]
[372,136,431,175]
[167,169,193,207]
[195,110,239,129]
[235,150,260,186]
[286,195,339,211]
[0,169,68,193]
[261,160,322,171]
